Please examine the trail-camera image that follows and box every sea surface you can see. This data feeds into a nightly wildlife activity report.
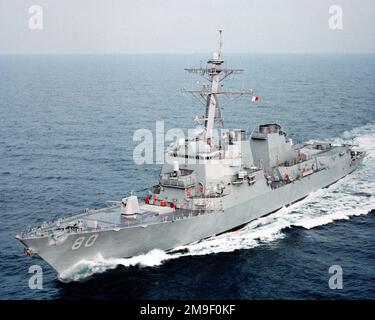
[0,54,374,299]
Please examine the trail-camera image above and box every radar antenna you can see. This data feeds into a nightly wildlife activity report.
[182,30,258,140]
[218,29,223,59]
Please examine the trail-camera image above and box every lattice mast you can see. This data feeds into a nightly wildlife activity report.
[183,30,257,141]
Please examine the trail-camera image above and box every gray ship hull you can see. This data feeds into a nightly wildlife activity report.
[19,152,363,277]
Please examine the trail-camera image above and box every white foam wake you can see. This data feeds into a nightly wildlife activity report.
[61,123,375,282]
[60,249,172,282]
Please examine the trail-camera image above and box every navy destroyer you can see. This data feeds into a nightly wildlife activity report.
[16,31,366,277]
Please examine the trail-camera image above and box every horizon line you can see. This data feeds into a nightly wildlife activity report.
[1,51,375,56]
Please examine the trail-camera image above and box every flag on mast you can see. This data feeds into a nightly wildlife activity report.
[251,96,260,102]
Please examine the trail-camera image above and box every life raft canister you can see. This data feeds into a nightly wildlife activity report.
[186,187,191,197]
[284,171,289,180]
[199,182,204,193]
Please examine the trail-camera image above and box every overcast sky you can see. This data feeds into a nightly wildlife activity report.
[0,0,374,54]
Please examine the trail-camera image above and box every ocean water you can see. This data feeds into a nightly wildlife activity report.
[0,54,374,299]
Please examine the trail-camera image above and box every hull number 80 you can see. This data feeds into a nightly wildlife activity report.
[71,234,98,250]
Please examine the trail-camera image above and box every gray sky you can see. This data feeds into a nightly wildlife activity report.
[0,0,374,54]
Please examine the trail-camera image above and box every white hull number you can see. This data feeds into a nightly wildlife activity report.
[71,234,99,250]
